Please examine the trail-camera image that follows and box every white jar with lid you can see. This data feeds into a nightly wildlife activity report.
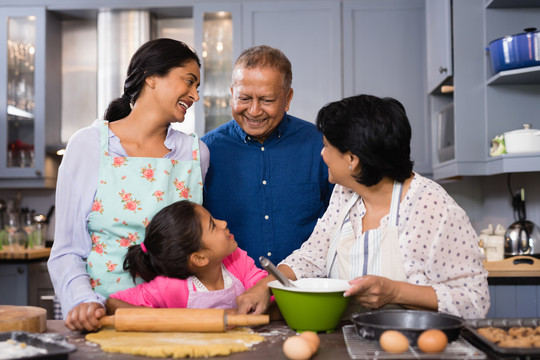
[479,224,505,262]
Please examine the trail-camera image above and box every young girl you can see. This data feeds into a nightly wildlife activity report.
[107,200,268,309]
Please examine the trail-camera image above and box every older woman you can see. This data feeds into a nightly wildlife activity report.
[237,94,489,319]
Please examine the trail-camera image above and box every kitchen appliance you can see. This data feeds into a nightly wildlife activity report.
[504,124,540,154]
[504,187,540,258]
[488,27,540,74]
[99,308,269,332]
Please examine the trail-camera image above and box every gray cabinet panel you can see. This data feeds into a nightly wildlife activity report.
[488,283,540,318]
[343,0,430,174]
[242,0,342,124]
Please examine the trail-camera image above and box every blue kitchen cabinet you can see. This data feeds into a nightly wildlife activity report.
[487,280,540,318]
[0,263,28,305]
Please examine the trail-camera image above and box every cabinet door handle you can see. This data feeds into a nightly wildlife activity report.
[40,295,56,301]
[17,267,25,274]
[439,66,448,74]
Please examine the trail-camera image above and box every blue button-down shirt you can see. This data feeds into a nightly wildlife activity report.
[202,114,333,264]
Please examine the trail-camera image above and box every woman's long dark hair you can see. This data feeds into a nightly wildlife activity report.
[316,94,414,186]
[104,38,201,121]
[123,200,203,283]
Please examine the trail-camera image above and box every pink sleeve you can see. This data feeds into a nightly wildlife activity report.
[109,276,189,308]
[224,248,268,290]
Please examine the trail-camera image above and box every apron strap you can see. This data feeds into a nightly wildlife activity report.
[190,133,200,163]
[100,120,110,155]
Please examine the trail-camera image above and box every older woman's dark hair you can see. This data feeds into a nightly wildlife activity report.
[317,94,414,186]
[104,38,200,121]
[123,200,203,283]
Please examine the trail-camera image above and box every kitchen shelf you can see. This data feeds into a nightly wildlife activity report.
[487,66,540,85]
[485,152,540,175]
[486,0,540,9]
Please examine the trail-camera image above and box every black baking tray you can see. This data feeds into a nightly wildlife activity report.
[352,309,464,346]
[0,331,76,360]
[462,318,540,360]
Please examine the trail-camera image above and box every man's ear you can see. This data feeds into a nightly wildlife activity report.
[189,252,209,268]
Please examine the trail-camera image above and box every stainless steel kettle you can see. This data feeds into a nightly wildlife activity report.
[504,220,540,257]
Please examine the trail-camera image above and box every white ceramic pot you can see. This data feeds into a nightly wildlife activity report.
[504,124,540,154]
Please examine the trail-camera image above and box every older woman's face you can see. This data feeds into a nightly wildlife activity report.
[321,136,350,185]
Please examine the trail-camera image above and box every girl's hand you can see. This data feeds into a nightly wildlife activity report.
[344,275,398,309]
[65,302,106,332]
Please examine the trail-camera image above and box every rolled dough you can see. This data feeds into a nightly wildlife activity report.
[86,327,265,358]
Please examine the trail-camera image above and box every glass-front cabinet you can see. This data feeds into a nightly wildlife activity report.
[0,7,61,188]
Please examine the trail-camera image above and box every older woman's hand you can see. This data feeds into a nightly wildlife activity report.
[65,302,106,332]
[344,275,398,309]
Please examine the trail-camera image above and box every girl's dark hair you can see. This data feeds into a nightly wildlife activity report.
[124,200,203,283]
[316,94,414,186]
[104,38,201,121]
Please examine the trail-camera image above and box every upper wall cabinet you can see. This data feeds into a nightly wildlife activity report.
[425,0,453,94]
[429,0,540,180]
[0,7,61,188]
[343,0,430,175]
[242,0,342,124]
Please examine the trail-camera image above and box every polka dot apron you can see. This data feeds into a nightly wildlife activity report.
[326,181,407,282]
[86,121,203,298]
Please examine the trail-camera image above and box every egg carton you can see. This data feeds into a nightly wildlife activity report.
[342,325,486,359]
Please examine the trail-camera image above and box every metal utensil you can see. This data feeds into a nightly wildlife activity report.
[259,256,296,288]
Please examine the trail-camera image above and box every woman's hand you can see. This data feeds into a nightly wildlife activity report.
[344,275,398,309]
[65,302,106,332]
[236,283,272,315]
[236,277,274,315]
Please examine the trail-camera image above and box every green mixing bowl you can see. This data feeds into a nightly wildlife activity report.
[268,278,351,333]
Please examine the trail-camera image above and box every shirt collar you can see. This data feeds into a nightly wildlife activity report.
[234,113,289,144]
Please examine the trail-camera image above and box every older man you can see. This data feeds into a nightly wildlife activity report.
[202,45,333,264]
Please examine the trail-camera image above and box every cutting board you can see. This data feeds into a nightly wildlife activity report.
[0,305,47,333]
[483,255,540,277]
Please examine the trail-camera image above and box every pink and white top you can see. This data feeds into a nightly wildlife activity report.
[110,248,267,308]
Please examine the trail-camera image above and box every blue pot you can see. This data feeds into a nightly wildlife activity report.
[488,28,540,74]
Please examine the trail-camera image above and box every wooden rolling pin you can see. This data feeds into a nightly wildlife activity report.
[99,308,269,332]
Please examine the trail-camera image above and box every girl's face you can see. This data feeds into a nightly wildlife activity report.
[150,59,200,123]
[195,205,238,263]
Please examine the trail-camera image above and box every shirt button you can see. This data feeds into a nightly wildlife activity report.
[262,180,267,185]
[261,147,265,151]
[267,252,272,257]
[264,215,269,220]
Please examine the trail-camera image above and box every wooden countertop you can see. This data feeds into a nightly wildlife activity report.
[0,247,51,260]
[46,320,349,360]
[484,256,540,277]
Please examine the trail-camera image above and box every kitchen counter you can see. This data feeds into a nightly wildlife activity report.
[0,247,51,260]
[45,320,504,360]
[46,320,349,360]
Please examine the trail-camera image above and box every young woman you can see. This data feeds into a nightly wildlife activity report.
[107,201,267,310]
[48,38,210,331]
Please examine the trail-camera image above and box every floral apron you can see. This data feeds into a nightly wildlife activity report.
[86,120,203,298]
[186,267,246,309]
